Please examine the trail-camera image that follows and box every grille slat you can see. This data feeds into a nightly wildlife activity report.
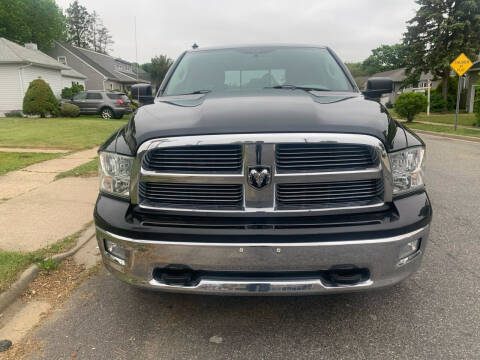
[138,137,386,212]
[276,179,383,208]
[144,145,242,173]
[139,182,243,208]
[276,144,376,172]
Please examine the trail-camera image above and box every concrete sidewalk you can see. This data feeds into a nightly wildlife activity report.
[0,148,99,252]
[0,147,97,201]
[0,147,69,153]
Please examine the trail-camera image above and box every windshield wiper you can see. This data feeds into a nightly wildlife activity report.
[265,85,330,92]
[176,89,212,95]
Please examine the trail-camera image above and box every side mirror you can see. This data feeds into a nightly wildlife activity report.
[131,84,154,105]
[362,77,393,100]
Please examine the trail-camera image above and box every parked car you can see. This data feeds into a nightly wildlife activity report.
[67,90,132,119]
[94,45,432,295]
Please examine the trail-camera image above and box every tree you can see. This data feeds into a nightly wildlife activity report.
[403,0,480,105]
[23,79,59,117]
[96,25,113,54]
[66,0,92,48]
[144,55,174,89]
[89,10,100,52]
[394,92,427,122]
[345,62,368,77]
[362,44,408,74]
[345,44,407,77]
[0,0,66,52]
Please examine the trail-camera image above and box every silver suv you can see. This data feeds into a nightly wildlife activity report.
[70,91,132,119]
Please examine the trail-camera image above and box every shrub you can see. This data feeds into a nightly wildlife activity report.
[61,83,84,99]
[5,111,23,117]
[61,87,73,99]
[474,86,480,126]
[60,103,80,117]
[435,77,458,111]
[429,90,447,113]
[71,83,84,96]
[23,79,59,118]
[394,92,427,122]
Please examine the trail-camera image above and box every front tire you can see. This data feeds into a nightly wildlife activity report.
[101,108,113,119]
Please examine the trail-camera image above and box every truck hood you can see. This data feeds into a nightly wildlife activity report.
[114,90,407,155]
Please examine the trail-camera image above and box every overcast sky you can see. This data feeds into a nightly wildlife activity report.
[55,0,419,64]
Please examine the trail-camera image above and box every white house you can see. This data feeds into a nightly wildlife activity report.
[0,38,87,115]
[61,68,87,90]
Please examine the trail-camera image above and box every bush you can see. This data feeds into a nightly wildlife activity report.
[60,103,80,117]
[61,87,73,99]
[23,79,59,118]
[394,92,428,122]
[61,83,84,99]
[435,77,458,111]
[474,86,480,126]
[429,90,447,112]
[5,111,23,117]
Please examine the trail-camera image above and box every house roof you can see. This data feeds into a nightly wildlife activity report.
[54,41,149,83]
[371,68,437,82]
[61,68,87,79]
[370,68,407,83]
[0,37,69,70]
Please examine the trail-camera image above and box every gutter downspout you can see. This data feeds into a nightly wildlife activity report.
[18,63,33,110]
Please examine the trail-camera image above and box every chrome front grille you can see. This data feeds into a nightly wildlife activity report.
[143,145,242,173]
[132,133,392,214]
[139,183,243,209]
[276,143,376,172]
[276,179,384,209]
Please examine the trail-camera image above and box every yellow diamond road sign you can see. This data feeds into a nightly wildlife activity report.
[450,53,473,76]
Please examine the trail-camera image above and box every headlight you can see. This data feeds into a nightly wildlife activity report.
[99,152,134,198]
[388,146,425,195]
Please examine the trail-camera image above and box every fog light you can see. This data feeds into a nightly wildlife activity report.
[397,238,421,266]
[104,239,127,265]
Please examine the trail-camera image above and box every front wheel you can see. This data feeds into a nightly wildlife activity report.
[101,108,113,119]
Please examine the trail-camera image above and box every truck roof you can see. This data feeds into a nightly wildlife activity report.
[186,44,328,52]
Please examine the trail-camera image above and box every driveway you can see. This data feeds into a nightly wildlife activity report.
[25,134,480,360]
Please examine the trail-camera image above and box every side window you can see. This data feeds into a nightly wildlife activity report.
[73,92,87,100]
[87,92,102,100]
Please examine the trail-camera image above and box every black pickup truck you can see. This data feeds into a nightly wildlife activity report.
[94,45,431,295]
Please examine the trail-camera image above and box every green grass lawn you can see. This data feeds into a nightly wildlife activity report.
[0,225,89,292]
[0,115,128,150]
[390,109,478,127]
[55,157,98,180]
[0,151,64,176]
[0,251,32,292]
[404,122,480,138]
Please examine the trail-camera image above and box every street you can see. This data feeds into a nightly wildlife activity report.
[26,133,480,360]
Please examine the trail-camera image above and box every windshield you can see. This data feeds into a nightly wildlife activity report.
[163,47,353,96]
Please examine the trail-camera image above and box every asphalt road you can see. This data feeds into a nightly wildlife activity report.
[27,134,480,360]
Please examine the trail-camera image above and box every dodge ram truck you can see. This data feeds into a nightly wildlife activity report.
[94,45,432,295]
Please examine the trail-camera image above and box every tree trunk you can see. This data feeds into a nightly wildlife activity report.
[442,74,449,111]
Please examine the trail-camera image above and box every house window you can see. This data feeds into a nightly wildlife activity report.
[58,56,67,65]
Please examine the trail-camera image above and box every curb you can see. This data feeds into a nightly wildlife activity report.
[412,129,480,143]
[0,225,96,314]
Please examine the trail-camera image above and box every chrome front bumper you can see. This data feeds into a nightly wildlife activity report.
[96,225,429,295]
